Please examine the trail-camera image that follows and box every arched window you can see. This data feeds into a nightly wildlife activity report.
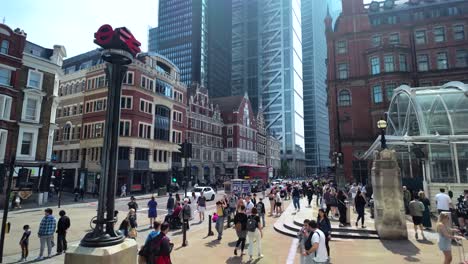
[338,90,351,106]
[154,105,170,141]
[62,123,72,141]
[0,40,9,54]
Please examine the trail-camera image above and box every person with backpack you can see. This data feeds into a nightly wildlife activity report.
[149,222,173,264]
[256,198,266,227]
[181,198,192,231]
[303,220,328,264]
[247,207,263,260]
[234,205,248,256]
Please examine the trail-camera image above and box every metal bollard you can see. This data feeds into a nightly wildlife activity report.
[207,215,214,236]
[182,220,188,247]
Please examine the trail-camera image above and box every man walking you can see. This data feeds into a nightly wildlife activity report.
[56,210,70,255]
[197,192,207,222]
[403,186,411,214]
[36,208,56,260]
[303,220,328,264]
[292,186,301,212]
[435,188,452,214]
[409,196,426,240]
[120,184,127,197]
[245,195,255,216]
[306,185,313,208]
[167,193,175,215]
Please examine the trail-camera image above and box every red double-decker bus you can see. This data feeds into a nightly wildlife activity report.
[237,165,268,183]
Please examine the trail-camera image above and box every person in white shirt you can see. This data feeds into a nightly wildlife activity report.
[245,196,255,216]
[303,220,329,264]
[435,188,453,214]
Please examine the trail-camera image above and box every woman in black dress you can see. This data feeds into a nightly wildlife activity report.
[337,190,348,227]
[419,191,432,230]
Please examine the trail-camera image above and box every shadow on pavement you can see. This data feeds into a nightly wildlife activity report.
[205,239,221,248]
[225,256,243,264]
[416,238,434,245]
[381,239,421,262]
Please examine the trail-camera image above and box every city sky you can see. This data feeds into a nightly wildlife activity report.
[1,0,159,57]
[1,0,379,58]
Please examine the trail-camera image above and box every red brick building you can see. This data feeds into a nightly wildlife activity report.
[326,0,468,182]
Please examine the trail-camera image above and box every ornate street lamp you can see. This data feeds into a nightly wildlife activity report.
[377,119,387,149]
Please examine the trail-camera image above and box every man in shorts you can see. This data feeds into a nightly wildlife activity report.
[409,195,425,240]
[197,192,207,222]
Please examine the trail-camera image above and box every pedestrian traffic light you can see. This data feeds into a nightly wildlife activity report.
[172,176,177,183]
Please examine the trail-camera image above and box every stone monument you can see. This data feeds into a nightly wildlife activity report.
[371,149,408,239]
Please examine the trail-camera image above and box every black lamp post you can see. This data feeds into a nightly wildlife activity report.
[80,25,140,248]
[377,119,387,149]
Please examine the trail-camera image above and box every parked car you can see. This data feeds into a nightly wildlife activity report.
[186,186,216,201]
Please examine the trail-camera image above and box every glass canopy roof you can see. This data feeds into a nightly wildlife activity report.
[387,81,468,138]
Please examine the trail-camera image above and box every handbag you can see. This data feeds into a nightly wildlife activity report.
[129,228,138,238]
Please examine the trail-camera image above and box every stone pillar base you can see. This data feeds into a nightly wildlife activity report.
[65,239,138,264]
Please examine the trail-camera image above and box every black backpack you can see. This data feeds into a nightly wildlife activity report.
[304,231,320,251]
[246,216,257,232]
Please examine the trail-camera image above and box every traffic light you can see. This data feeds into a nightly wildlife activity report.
[178,142,186,157]
[178,142,193,159]
[172,176,177,183]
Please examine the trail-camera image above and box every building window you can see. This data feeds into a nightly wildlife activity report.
[227,127,233,135]
[456,49,468,67]
[118,147,130,160]
[172,111,182,122]
[141,75,154,91]
[122,71,134,85]
[415,30,426,44]
[338,90,351,106]
[387,16,397,25]
[25,97,39,121]
[155,79,173,98]
[336,40,347,54]
[437,52,448,70]
[0,68,11,86]
[413,11,424,21]
[155,105,170,141]
[372,85,383,104]
[384,55,394,72]
[227,138,233,148]
[0,95,12,120]
[121,96,132,109]
[62,123,71,141]
[417,54,429,72]
[389,33,400,44]
[0,129,7,161]
[27,70,43,89]
[371,35,381,47]
[370,57,380,75]
[138,123,151,139]
[0,40,9,54]
[434,27,445,42]
[20,132,33,155]
[399,54,408,72]
[139,99,153,114]
[337,63,348,79]
[134,148,149,161]
[453,25,465,41]
[119,120,131,136]
[386,83,397,102]
[448,7,460,16]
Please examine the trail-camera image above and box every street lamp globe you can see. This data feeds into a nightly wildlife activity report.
[377,119,387,129]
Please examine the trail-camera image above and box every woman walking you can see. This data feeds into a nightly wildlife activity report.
[419,191,432,230]
[175,193,181,204]
[337,190,348,227]
[247,207,263,260]
[355,190,367,228]
[234,205,248,257]
[148,196,158,228]
[437,213,464,264]
[128,209,138,239]
[317,209,331,257]
[330,188,339,218]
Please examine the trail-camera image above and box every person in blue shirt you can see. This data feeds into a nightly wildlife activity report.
[36,208,56,260]
[145,220,161,244]
[148,196,158,228]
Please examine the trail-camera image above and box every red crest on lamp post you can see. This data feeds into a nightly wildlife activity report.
[94,24,141,58]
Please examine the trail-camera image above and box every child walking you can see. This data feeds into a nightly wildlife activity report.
[20,225,31,262]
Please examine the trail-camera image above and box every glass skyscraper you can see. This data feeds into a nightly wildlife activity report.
[301,0,342,175]
[149,0,231,98]
[232,0,306,175]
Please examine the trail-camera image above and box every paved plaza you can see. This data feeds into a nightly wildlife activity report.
[0,194,456,263]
